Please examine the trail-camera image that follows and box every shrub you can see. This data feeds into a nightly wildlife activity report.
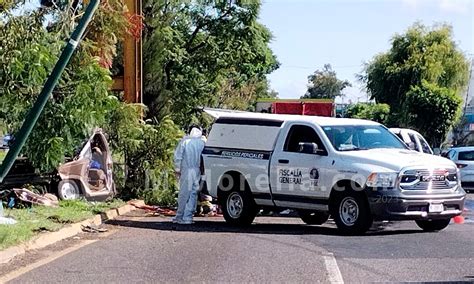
[345,103,390,124]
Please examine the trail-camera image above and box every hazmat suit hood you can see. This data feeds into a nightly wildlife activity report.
[189,127,202,138]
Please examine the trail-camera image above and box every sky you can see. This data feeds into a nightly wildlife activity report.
[259,0,474,103]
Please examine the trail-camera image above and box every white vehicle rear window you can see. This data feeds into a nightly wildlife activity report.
[458,151,474,161]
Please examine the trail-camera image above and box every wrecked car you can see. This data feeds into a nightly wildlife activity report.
[1,129,116,201]
[57,129,116,200]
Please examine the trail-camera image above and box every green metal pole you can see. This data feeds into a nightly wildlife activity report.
[0,0,100,183]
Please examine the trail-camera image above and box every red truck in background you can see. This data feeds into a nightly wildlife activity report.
[255,99,335,117]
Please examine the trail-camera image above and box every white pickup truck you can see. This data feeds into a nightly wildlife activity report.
[202,110,466,234]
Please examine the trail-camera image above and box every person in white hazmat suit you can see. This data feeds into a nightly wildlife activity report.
[172,126,206,224]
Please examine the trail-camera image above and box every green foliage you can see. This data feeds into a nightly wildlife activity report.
[0,7,126,172]
[345,103,390,124]
[302,64,351,99]
[403,81,462,146]
[142,0,279,126]
[362,23,470,124]
[104,103,183,205]
[81,0,129,68]
[0,0,20,12]
[127,118,182,206]
[216,77,278,111]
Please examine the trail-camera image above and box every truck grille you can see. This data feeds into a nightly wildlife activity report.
[399,168,458,191]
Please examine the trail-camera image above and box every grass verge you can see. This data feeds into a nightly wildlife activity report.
[0,199,125,250]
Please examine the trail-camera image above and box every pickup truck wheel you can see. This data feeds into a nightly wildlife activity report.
[298,211,329,225]
[415,219,450,232]
[221,190,257,226]
[331,190,372,235]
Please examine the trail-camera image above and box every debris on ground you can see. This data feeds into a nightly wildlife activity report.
[0,216,17,225]
[127,200,223,217]
[81,224,108,233]
[13,188,59,207]
[128,200,175,216]
[0,198,16,225]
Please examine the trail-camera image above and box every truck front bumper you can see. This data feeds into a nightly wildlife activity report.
[367,189,466,221]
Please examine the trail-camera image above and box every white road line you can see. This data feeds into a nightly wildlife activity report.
[323,253,344,284]
[0,239,97,284]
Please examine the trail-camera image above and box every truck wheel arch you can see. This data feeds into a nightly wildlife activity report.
[329,179,370,215]
[329,180,368,208]
[217,171,250,198]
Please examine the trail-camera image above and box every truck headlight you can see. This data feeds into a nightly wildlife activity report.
[366,172,398,188]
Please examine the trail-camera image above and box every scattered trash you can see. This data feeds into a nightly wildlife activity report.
[73,236,81,240]
[13,188,59,207]
[8,197,15,209]
[81,224,108,233]
[196,193,221,217]
[128,200,222,218]
[128,200,159,211]
[0,216,17,225]
[128,200,177,216]
[0,201,16,224]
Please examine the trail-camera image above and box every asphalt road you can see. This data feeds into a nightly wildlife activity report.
[2,195,474,283]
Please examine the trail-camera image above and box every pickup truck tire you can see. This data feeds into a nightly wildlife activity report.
[220,187,257,226]
[415,219,450,232]
[298,211,330,225]
[331,190,372,235]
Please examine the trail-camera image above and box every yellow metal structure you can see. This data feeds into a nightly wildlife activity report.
[112,0,142,104]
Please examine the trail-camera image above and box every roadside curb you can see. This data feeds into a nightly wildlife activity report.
[0,200,145,264]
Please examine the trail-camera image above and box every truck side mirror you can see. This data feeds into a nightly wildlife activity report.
[298,142,319,154]
[433,148,441,155]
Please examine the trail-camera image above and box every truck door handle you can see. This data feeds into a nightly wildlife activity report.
[278,159,289,164]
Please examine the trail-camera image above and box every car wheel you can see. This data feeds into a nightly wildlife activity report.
[298,210,330,225]
[220,187,257,226]
[57,180,81,200]
[331,190,373,235]
[415,219,451,232]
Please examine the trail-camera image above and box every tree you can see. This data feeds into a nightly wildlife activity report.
[215,77,278,111]
[301,64,351,99]
[345,103,390,124]
[403,81,462,147]
[142,0,279,126]
[362,23,470,125]
[0,11,120,171]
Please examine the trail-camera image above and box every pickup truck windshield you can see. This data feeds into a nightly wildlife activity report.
[322,125,407,151]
